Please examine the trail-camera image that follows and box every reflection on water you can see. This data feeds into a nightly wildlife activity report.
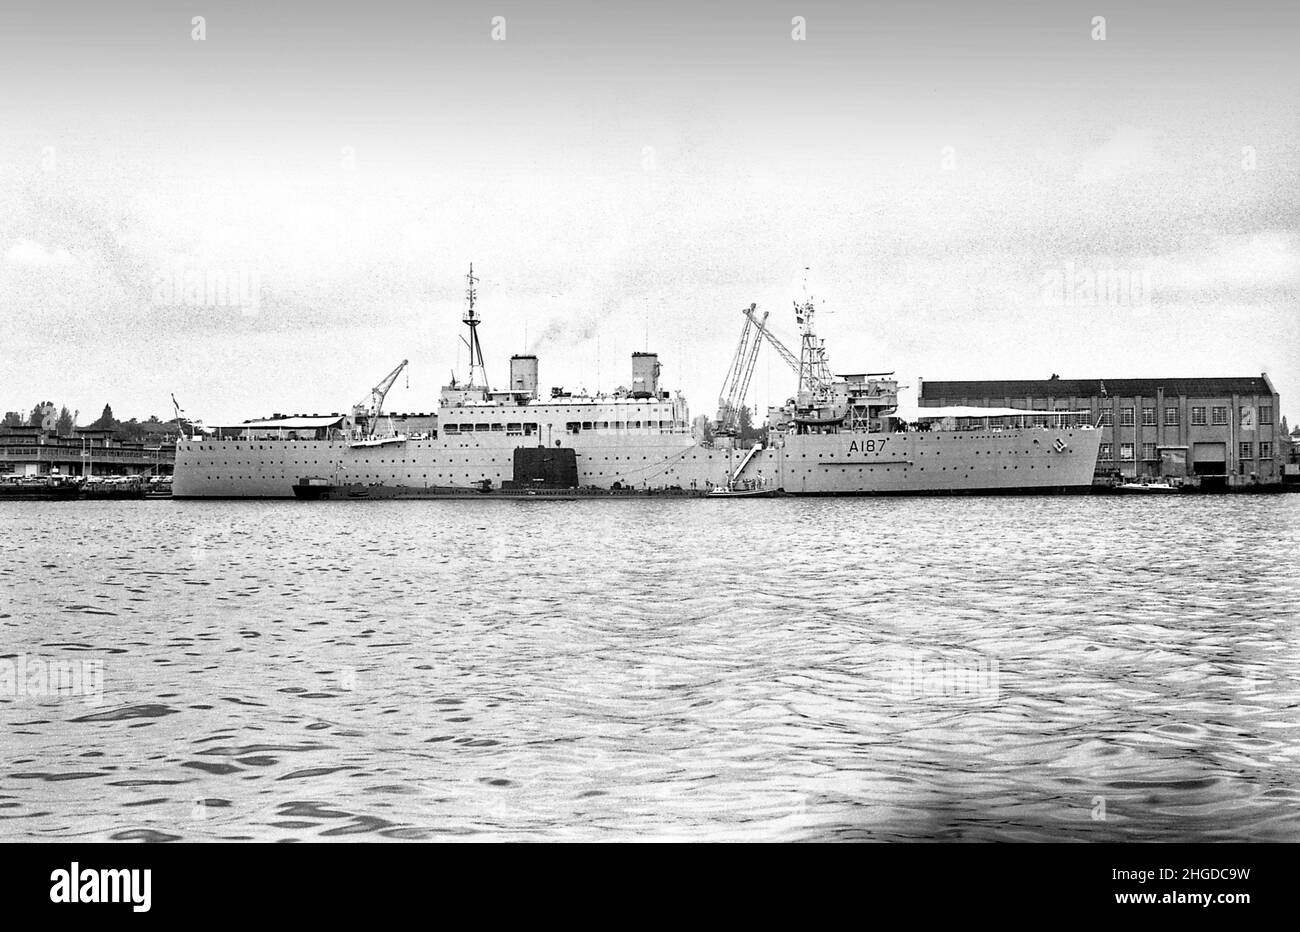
[1,496,1297,841]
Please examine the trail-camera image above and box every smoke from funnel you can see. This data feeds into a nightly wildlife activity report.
[527,273,629,353]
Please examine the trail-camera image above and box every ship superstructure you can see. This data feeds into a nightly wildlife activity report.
[172,267,1101,498]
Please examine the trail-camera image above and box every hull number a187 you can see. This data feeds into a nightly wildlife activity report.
[847,438,888,454]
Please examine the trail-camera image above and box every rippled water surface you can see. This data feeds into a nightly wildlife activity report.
[2,496,1298,841]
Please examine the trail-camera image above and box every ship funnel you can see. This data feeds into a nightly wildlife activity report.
[510,354,539,398]
[631,352,660,399]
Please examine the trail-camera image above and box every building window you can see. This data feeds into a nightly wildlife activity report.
[1142,443,1156,460]
[1120,443,1134,460]
[1099,443,1113,460]
[1164,407,1179,426]
[1212,406,1228,425]
[1260,441,1273,458]
[1191,406,1206,425]
[1120,407,1134,426]
[1100,409,1113,427]
[1239,442,1253,460]
[1142,407,1156,426]
[1260,404,1273,426]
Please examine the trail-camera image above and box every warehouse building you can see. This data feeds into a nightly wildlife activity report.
[919,374,1282,488]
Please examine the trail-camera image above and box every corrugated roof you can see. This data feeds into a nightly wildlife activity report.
[920,376,1273,400]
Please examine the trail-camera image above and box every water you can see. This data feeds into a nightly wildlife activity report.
[2,496,1298,841]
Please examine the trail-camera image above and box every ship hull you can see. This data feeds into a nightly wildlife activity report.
[174,425,1102,499]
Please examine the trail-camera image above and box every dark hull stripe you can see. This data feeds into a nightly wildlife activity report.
[178,484,1100,500]
[786,485,1096,497]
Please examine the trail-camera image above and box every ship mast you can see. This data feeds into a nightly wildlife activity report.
[462,263,489,390]
[794,295,832,398]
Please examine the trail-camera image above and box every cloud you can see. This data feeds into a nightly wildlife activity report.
[4,238,74,266]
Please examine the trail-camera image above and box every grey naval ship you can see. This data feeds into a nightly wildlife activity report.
[172,267,1101,499]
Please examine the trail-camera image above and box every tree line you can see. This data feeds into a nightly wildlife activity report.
[1,403,175,443]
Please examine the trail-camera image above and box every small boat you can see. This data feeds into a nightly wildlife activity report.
[707,486,781,498]
[791,412,846,427]
[1112,479,1179,494]
[707,477,782,498]
[144,476,174,498]
[349,433,407,448]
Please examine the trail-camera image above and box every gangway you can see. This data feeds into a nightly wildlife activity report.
[728,441,763,487]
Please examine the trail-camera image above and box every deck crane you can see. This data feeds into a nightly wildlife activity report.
[715,304,767,435]
[743,302,833,396]
[352,359,409,437]
[715,300,840,436]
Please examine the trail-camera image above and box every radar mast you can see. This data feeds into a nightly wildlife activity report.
[794,271,832,398]
[462,263,489,390]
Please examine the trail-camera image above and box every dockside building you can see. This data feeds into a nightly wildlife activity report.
[0,426,175,478]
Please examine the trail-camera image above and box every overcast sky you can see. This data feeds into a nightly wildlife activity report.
[1,0,1297,425]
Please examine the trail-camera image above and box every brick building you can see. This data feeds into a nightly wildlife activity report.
[919,374,1282,487]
